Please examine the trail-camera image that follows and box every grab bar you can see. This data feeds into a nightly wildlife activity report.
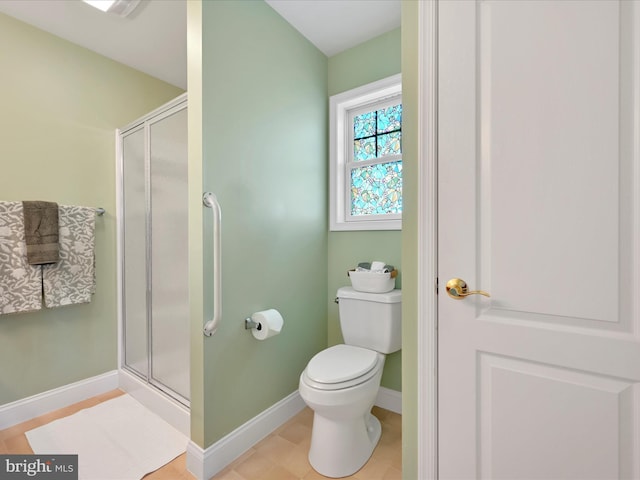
[203,192,222,336]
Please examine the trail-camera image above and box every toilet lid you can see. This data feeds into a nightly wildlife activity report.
[306,345,378,384]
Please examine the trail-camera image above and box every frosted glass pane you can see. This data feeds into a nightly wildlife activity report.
[377,104,402,133]
[122,127,148,378]
[350,160,402,215]
[354,111,376,139]
[378,131,402,157]
[354,137,376,161]
[149,108,190,401]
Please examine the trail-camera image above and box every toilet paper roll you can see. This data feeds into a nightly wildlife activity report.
[251,309,284,340]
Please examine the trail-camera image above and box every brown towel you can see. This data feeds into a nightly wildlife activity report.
[22,200,60,265]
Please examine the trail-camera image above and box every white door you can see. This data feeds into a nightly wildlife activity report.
[438,1,640,478]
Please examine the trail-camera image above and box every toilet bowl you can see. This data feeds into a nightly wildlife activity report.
[299,344,386,478]
[299,287,401,478]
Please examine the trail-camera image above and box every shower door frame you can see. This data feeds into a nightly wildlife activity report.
[116,93,190,409]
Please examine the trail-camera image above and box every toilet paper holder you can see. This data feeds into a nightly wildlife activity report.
[245,317,262,331]
[244,309,284,340]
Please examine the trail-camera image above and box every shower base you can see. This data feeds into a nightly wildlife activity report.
[118,368,190,436]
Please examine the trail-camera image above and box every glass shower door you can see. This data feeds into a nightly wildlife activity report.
[120,97,189,406]
[149,107,189,402]
[122,126,148,379]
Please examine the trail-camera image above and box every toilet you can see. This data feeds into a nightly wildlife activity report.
[299,286,402,478]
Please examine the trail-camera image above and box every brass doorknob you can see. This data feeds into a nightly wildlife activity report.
[446,278,490,300]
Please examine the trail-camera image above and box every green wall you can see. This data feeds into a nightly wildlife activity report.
[400,1,419,477]
[0,14,183,405]
[200,0,328,446]
[327,28,402,391]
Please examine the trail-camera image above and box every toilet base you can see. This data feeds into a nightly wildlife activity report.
[308,411,382,478]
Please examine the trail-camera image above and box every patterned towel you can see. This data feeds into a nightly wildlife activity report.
[42,205,96,308]
[0,201,43,314]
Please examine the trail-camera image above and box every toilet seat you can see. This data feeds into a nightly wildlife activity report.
[302,345,383,391]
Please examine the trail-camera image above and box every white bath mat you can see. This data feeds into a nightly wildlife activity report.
[25,394,188,480]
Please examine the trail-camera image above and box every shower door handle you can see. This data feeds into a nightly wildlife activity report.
[203,192,222,336]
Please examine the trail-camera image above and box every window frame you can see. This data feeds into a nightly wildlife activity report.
[329,74,402,231]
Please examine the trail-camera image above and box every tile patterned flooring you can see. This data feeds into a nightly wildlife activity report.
[0,389,401,480]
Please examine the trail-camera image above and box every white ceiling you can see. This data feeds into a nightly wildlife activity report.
[0,0,400,90]
[265,0,400,57]
[0,0,187,88]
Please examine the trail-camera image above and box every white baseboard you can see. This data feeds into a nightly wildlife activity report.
[186,387,402,479]
[376,387,402,414]
[187,390,306,480]
[0,370,119,430]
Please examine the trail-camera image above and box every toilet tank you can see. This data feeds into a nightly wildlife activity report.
[336,286,402,354]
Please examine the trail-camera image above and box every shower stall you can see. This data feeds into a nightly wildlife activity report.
[117,94,189,435]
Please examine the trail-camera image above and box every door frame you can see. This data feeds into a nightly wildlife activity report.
[415,1,640,477]
[416,1,438,478]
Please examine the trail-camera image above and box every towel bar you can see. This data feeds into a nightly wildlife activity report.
[95,208,105,216]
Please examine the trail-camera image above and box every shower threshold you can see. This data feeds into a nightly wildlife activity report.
[118,368,190,437]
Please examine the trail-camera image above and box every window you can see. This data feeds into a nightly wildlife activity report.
[330,74,402,231]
